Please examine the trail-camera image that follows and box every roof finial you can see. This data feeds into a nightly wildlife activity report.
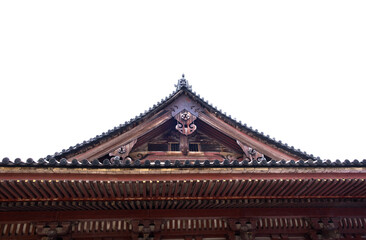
[175,73,192,91]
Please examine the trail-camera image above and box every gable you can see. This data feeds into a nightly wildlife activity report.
[50,80,314,162]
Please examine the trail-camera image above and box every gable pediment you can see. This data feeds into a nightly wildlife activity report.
[52,86,313,162]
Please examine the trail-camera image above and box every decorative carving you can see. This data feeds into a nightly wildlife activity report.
[128,152,154,162]
[36,222,71,239]
[216,154,238,161]
[228,219,256,240]
[190,104,201,114]
[310,218,341,240]
[131,219,162,240]
[135,153,151,160]
[109,139,137,160]
[167,95,201,118]
[175,110,197,136]
[236,140,266,161]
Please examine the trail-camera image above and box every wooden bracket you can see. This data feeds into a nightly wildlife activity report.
[174,110,197,155]
[310,217,341,239]
[36,222,71,237]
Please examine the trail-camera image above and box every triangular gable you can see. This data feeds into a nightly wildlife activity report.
[50,76,314,162]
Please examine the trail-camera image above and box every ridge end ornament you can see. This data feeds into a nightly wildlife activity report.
[175,74,192,91]
[175,110,197,135]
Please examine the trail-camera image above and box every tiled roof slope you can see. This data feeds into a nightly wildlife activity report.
[49,78,317,161]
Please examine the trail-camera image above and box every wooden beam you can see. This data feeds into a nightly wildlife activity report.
[1,172,366,182]
[199,110,299,160]
[1,208,366,222]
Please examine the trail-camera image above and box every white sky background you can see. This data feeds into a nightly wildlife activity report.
[0,1,365,161]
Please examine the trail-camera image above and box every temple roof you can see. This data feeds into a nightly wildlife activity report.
[4,76,364,166]
[45,75,317,161]
[1,76,365,240]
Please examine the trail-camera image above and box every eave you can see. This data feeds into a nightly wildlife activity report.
[1,166,366,210]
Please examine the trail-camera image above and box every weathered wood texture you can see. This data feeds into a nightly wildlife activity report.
[72,111,172,161]
[199,110,300,161]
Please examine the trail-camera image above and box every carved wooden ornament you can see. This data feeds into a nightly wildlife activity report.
[109,139,137,160]
[175,110,197,135]
[237,140,265,161]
